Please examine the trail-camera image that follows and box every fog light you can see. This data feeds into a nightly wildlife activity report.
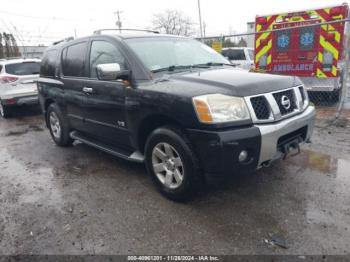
[238,150,249,162]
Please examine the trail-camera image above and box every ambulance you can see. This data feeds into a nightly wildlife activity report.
[254,4,349,101]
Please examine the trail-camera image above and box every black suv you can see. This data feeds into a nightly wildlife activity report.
[38,30,315,201]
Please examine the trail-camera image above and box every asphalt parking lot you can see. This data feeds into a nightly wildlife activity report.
[0,106,350,255]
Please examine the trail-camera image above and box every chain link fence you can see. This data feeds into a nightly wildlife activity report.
[199,19,350,124]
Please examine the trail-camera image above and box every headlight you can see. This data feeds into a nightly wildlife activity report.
[192,94,251,124]
[299,85,310,109]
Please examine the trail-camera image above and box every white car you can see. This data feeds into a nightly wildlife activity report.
[0,58,41,118]
[222,47,254,70]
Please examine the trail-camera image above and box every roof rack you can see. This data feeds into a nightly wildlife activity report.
[53,36,74,46]
[93,28,159,35]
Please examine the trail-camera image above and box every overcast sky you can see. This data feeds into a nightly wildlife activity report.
[0,0,348,46]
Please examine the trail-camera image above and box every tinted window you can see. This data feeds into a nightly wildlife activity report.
[5,62,40,75]
[0,65,2,73]
[89,41,127,78]
[227,49,246,60]
[276,30,291,52]
[41,49,57,77]
[299,27,315,51]
[62,42,87,77]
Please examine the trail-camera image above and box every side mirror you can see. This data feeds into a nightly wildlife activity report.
[96,63,129,81]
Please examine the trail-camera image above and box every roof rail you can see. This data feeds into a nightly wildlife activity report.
[93,28,159,35]
[53,36,74,46]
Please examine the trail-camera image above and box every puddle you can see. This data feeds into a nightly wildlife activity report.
[287,149,350,180]
[3,124,44,137]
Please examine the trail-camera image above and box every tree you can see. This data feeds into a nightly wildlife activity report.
[0,33,19,58]
[237,37,248,47]
[222,38,236,48]
[151,9,195,36]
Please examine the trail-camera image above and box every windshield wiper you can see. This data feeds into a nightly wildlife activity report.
[151,64,210,73]
[194,62,236,67]
[152,65,191,73]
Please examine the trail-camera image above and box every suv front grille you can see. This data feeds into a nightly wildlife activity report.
[298,86,305,104]
[250,96,270,120]
[246,86,305,123]
[272,89,297,115]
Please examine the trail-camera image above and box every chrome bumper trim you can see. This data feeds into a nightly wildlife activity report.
[255,105,316,167]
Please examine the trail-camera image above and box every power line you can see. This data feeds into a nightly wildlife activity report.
[0,9,78,21]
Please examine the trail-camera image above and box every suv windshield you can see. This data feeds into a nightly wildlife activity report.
[5,62,40,76]
[125,37,229,72]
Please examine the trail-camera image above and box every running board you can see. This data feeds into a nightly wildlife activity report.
[70,131,144,163]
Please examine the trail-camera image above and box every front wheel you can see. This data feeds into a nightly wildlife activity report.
[145,126,202,202]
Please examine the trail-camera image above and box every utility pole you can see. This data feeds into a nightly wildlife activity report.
[0,33,3,59]
[197,0,204,41]
[114,10,123,33]
[203,21,206,38]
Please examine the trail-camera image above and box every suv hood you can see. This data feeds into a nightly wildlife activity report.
[170,68,301,97]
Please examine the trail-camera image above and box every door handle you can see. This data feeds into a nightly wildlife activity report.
[82,87,94,94]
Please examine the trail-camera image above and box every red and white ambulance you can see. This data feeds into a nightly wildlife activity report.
[254,4,349,101]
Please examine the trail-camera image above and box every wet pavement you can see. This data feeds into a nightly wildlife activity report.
[0,106,350,255]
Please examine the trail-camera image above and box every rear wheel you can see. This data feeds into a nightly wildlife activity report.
[0,102,11,118]
[145,126,202,201]
[47,103,73,147]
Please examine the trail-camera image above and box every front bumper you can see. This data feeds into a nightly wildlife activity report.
[256,105,315,167]
[187,105,316,182]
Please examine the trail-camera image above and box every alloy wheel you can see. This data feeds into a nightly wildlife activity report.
[49,111,61,139]
[151,142,185,189]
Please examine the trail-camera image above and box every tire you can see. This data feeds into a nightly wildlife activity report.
[145,126,202,202]
[46,103,73,147]
[0,102,11,119]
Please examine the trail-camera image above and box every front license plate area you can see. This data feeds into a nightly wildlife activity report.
[281,137,301,160]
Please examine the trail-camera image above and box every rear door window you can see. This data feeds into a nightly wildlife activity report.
[41,49,58,77]
[299,27,315,51]
[276,30,291,52]
[5,62,40,75]
[62,42,88,77]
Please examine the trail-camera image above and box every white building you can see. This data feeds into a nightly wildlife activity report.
[246,22,255,48]
[18,46,47,58]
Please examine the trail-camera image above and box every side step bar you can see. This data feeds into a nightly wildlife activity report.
[70,131,144,163]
